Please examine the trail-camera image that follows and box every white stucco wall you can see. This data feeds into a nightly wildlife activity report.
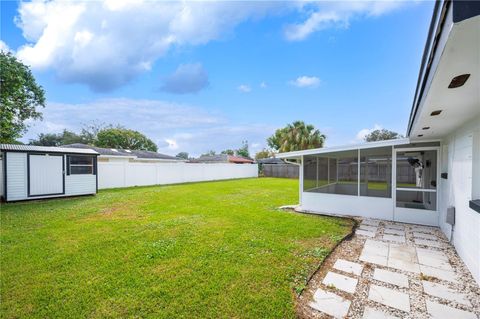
[439,115,480,284]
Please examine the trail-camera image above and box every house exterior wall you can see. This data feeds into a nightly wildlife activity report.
[3,152,96,201]
[438,115,480,283]
[97,158,258,189]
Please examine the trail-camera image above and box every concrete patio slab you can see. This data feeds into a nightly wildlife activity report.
[368,284,410,312]
[333,259,363,276]
[322,271,358,294]
[426,300,477,319]
[361,219,380,226]
[309,288,351,318]
[373,268,409,288]
[422,280,472,306]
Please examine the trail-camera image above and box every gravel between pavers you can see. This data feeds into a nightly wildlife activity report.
[295,217,480,319]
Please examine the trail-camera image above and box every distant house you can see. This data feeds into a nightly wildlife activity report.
[195,154,254,164]
[63,144,183,163]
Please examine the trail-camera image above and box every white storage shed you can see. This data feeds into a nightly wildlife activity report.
[1,144,99,202]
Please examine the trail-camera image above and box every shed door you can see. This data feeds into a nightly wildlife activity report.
[29,154,64,196]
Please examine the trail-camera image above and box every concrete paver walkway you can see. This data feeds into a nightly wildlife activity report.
[297,219,480,319]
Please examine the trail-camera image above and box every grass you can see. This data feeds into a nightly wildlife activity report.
[0,178,353,319]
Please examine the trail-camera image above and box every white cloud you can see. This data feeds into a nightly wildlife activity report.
[10,1,408,90]
[289,76,320,88]
[13,1,282,91]
[0,40,12,53]
[237,84,252,93]
[355,124,382,142]
[260,81,267,88]
[22,98,273,156]
[284,1,409,41]
[160,63,209,94]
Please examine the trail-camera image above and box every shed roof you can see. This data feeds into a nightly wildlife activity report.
[0,144,98,155]
[63,144,180,160]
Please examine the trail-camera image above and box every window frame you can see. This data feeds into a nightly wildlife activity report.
[67,155,96,175]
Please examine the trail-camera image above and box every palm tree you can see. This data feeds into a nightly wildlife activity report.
[278,121,325,152]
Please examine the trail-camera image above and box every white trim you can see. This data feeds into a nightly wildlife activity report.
[396,188,437,192]
[276,138,411,159]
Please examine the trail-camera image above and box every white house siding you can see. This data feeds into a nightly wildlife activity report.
[98,160,258,189]
[5,152,28,201]
[439,115,480,284]
[65,174,96,196]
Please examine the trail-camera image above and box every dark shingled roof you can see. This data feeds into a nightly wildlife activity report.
[63,144,180,160]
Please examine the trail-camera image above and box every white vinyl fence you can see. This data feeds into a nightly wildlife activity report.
[98,162,258,189]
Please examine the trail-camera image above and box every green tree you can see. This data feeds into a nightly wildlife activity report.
[201,150,216,157]
[255,149,271,160]
[95,127,158,151]
[176,152,189,160]
[29,129,86,146]
[236,140,250,158]
[0,52,46,143]
[221,149,235,155]
[364,129,403,142]
[267,121,325,152]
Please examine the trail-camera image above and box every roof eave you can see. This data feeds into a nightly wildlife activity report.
[276,138,411,159]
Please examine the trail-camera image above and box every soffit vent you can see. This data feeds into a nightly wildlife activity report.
[448,74,470,88]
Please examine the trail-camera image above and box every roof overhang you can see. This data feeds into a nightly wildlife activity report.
[276,138,411,159]
[407,0,480,139]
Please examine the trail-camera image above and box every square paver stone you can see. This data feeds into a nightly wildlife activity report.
[323,271,358,294]
[412,232,438,240]
[388,244,417,263]
[359,225,378,232]
[415,238,443,248]
[384,228,405,236]
[362,307,400,319]
[373,268,409,288]
[388,258,420,273]
[422,281,471,306]
[416,249,453,271]
[360,240,388,266]
[368,284,410,312]
[383,234,406,243]
[362,219,380,226]
[419,265,458,283]
[426,300,476,319]
[309,288,351,318]
[333,259,363,276]
[357,229,376,238]
[410,226,436,234]
[384,224,405,231]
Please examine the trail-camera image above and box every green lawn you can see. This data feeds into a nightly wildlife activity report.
[0,178,353,318]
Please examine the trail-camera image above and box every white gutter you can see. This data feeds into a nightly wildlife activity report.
[276,138,411,159]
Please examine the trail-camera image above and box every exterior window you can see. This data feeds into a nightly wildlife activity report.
[68,155,94,175]
[303,150,358,196]
[360,147,392,198]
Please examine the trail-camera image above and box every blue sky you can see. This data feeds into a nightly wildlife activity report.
[0,1,435,156]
